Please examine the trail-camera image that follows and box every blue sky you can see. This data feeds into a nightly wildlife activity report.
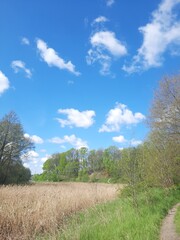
[0,0,180,174]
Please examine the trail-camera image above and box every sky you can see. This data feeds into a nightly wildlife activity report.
[0,0,180,174]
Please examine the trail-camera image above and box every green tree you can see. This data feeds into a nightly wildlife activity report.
[65,148,79,178]
[0,112,33,184]
[42,153,61,181]
[103,146,121,177]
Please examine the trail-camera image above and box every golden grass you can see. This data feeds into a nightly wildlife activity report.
[0,182,122,240]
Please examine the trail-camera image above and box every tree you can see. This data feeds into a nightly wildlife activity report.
[149,75,180,141]
[103,146,121,177]
[147,75,180,186]
[0,112,33,184]
[88,149,104,173]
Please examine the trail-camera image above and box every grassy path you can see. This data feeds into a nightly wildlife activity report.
[59,188,180,240]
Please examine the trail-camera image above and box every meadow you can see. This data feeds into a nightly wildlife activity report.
[0,182,120,240]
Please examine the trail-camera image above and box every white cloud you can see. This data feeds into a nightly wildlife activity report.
[24,133,44,144]
[99,103,145,132]
[112,135,142,146]
[93,16,109,24]
[21,37,30,45]
[27,150,39,158]
[0,71,10,95]
[56,108,95,128]
[87,31,127,75]
[130,139,142,146]
[49,134,88,149]
[21,150,39,164]
[36,38,80,76]
[106,0,115,7]
[41,154,50,163]
[91,31,127,57]
[112,135,127,143]
[22,151,50,173]
[123,0,180,73]
[11,60,32,78]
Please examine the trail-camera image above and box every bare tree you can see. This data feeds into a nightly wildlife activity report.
[148,75,180,141]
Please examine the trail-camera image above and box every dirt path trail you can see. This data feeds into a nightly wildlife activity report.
[160,203,180,240]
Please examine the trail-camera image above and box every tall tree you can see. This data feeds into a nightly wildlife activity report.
[0,112,33,184]
[149,75,180,141]
[147,75,180,186]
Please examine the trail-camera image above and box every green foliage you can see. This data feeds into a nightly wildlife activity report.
[78,169,89,182]
[35,146,123,183]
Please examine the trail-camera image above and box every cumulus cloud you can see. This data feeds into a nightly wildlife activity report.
[49,135,88,149]
[11,60,32,78]
[0,71,10,95]
[123,0,180,73]
[21,37,30,45]
[112,135,127,143]
[99,103,145,132]
[24,133,44,144]
[106,0,115,7]
[56,108,95,128]
[36,38,80,76]
[87,28,127,75]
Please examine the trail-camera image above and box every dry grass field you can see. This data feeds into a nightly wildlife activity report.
[0,182,121,240]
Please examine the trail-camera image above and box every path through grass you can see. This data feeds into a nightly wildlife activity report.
[60,187,180,240]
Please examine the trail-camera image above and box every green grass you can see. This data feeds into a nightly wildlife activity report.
[59,187,180,240]
[175,205,180,235]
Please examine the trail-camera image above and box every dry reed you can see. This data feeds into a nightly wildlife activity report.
[0,182,121,240]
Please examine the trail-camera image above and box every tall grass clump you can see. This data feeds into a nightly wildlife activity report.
[60,187,180,240]
[0,182,120,240]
